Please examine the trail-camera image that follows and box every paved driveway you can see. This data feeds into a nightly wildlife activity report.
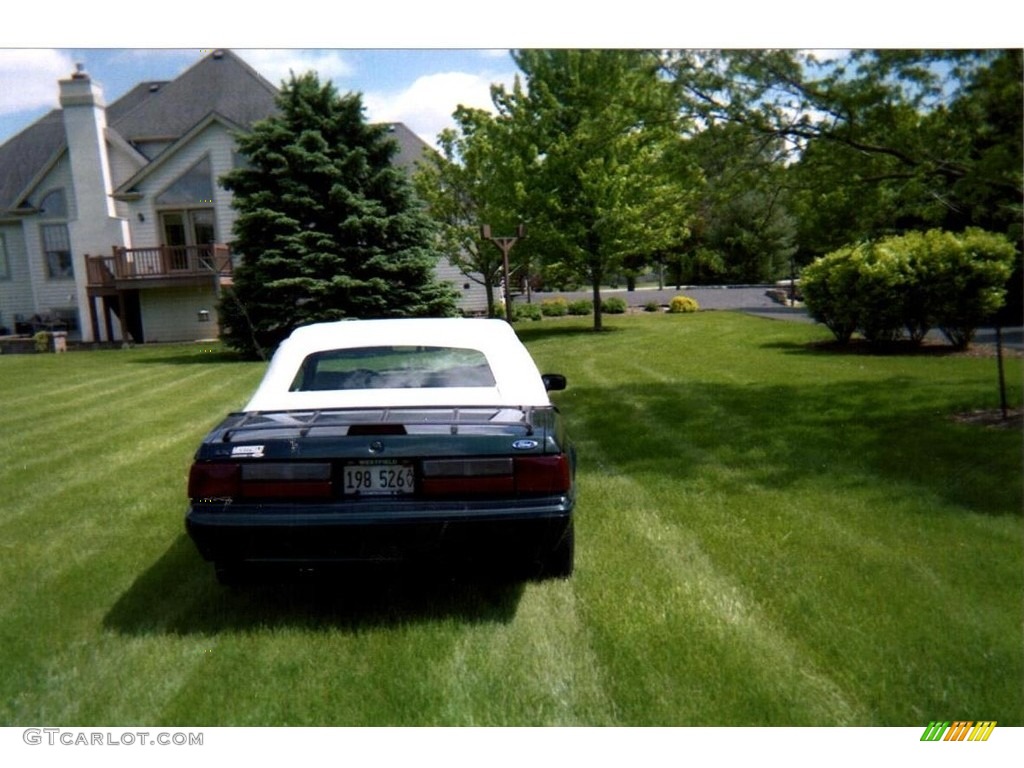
[544,284,1023,350]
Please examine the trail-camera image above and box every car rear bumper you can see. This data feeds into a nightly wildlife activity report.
[185,497,573,567]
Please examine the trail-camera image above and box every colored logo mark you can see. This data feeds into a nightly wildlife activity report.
[920,721,996,742]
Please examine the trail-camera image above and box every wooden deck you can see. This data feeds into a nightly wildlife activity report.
[86,244,232,289]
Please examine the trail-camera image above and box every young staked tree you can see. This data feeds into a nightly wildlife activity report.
[413,106,529,318]
[219,73,457,358]
[492,50,696,331]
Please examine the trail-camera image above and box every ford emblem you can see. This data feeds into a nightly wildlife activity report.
[512,439,538,450]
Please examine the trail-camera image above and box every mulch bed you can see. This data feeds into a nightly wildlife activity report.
[952,408,1024,429]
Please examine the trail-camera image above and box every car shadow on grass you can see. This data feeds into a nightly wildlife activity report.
[761,339,971,357]
[566,377,1023,519]
[513,321,626,344]
[103,535,525,636]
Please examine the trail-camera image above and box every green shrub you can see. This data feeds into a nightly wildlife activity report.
[567,299,593,316]
[602,296,628,314]
[800,247,862,344]
[850,241,908,344]
[33,331,51,353]
[643,300,662,313]
[540,297,569,317]
[927,228,1017,349]
[802,240,916,345]
[801,229,1017,349]
[668,295,700,314]
[511,302,543,322]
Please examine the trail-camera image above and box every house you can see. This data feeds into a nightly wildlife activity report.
[0,50,486,344]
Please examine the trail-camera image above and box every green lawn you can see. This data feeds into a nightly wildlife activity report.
[0,313,1020,726]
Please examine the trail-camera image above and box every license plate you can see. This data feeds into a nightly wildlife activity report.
[343,462,415,495]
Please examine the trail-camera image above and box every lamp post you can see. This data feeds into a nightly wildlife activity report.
[481,223,526,323]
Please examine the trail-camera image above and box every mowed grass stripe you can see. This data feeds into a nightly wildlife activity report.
[0,354,259,608]
[573,443,865,725]
[0,352,262,493]
[0,354,258,460]
[0,349,262,724]
[522,314,1021,724]
[437,581,617,725]
[0,354,200,435]
[1,319,1020,725]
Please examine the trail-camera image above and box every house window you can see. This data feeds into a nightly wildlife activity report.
[0,233,9,280]
[155,157,218,269]
[38,187,72,280]
[41,224,74,279]
[160,209,216,256]
[156,156,214,206]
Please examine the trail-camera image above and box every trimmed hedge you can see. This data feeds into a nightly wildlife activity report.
[602,296,628,314]
[801,229,1017,349]
[567,299,593,316]
[511,302,543,322]
[669,295,700,314]
[540,297,569,317]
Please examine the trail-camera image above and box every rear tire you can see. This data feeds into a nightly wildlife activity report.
[539,522,574,579]
[214,561,249,587]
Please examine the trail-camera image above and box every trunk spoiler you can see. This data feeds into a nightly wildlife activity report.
[220,406,543,442]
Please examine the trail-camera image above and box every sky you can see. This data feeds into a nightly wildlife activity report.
[2,0,1019,152]
[0,48,519,148]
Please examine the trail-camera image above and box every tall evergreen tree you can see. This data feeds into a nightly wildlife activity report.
[219,73,457,358]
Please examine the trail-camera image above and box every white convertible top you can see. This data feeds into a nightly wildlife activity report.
[243,318,552,411]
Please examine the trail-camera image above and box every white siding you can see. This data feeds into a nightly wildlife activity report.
[0,225,33,329]
[124,123,239,249]
[107,141,144,221]
[134,141,172,161]
[32,155,78,221]
[436,256,489,315]
[22,156,80,324]
[139,285,220,342]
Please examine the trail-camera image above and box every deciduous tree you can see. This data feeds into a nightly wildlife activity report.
[493,50,696,330]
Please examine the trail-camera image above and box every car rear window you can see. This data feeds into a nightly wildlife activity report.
[289,346,497,391]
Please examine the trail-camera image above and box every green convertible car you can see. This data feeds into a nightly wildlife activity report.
[186,318,576,584]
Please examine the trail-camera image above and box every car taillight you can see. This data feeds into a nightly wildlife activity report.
[188,462,241,500]
[240,462,333,499]
[421,458,515,495]
[188,462,334,501]
[514,455,571,494]
[420,455,571,496]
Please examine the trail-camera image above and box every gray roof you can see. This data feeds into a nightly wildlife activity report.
[0,108,66,213]
[0,50,278,213]
[109,51,278,141]
[0,49,431,213]
[385,122,433,173]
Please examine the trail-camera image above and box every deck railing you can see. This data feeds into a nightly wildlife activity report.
[86,244,232,287]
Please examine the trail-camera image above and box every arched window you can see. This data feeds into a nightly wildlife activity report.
[39,189,68,219]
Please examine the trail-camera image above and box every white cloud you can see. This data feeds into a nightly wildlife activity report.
[0,49,76,114]
[363,69,516,146]
[236,49,354,88]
